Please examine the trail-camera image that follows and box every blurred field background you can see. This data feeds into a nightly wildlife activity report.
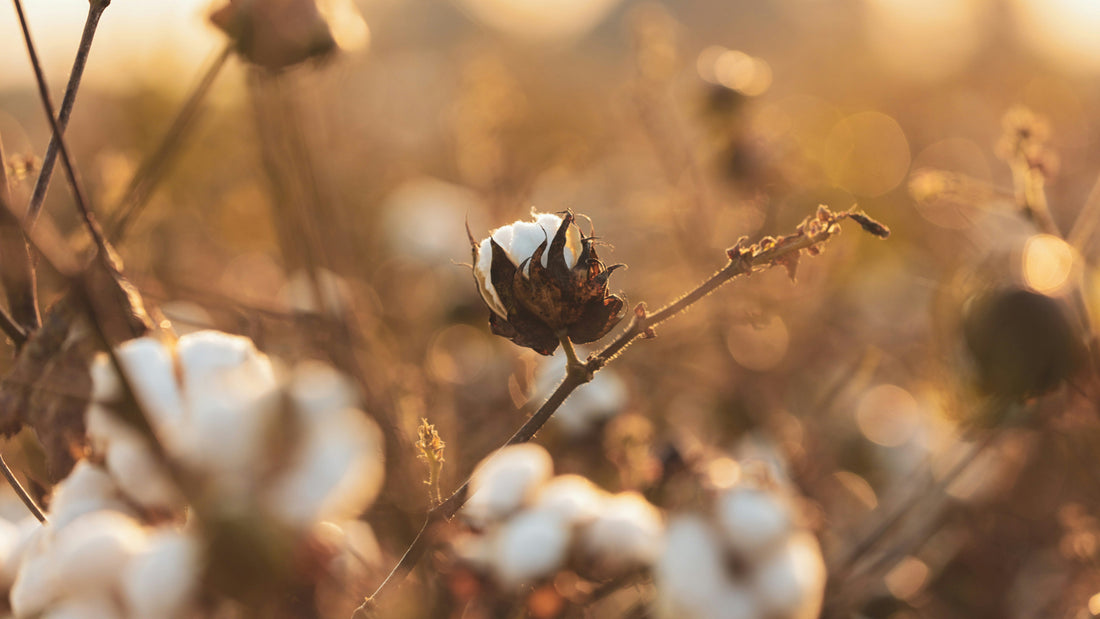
[3,0,1100,618]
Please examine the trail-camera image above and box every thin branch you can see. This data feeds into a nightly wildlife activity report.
[352,206,888,618]
[25,0,110,228]
[0,452,45,523]
[108,44,232,242]
[11,0,111,261]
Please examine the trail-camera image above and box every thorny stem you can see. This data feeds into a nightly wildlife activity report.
[109,44,232,242]
[352,206,886,618]
[26,0,110,228]
[11,0,112,263]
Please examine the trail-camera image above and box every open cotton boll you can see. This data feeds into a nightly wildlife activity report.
[716,486,792,560]
[463,444,554,528]
[122,529,201,619]
[533,474,607,524]
[535,352,627,435]
[109,337,187,429]
[266,406,384,526]
[751,532,826,619]
[105,437,183,512]
[579,491,663,571]
[654,516,734,619]
[492,508,572,588]
[48,461,131,529]
[11,553,60,616]
[41,593,123,619]
[51,511,147,598]
[474,212,580,316]
[2,517,44,589]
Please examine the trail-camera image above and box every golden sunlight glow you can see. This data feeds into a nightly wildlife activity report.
[1012,0,1100,73]
[456,0,624,42]
[0,0,219,90]
[1023,234,1076,296]
[863,0,987,80]
[705,457,742,490]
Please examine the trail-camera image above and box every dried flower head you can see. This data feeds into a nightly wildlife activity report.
[210,0,337,70]
[470,211,625,355]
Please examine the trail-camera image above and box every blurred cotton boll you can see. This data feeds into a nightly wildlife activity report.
[535,351,628,435]
[492,508,572,587]
[654,464,825,619]
[578,491,663,573]
[87,330,385,527]
[463,443,554,528]
[381,177,485,263]
[455,0,624,43]
[457,445,665,591]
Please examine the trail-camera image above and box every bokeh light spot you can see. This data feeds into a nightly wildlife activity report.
[825,111,911,197]
[726,315,789,372]
[428,324,491,384]
[1023,234,1076,296]
[856,384,920,447]
[884,555,930,600]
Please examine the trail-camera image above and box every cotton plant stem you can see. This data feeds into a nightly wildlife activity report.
[25,0,110,227]
[0,133,38,335]
[0,452,45,523]
[11,0,111,262]
[352,207,877,618]
[108,44,232,242]
[827,422,1001,585]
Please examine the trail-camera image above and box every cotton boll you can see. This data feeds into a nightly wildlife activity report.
[2,517,44,589]
[11,552,59,616]
[48,462,129,529]
[492,508,571,588]
[463,444,554,528]
[42,593,123,619]
[716,487,791,560]
[106,437,183,512]
[474,212,581,314]
[122,529,201,619]
[654,516,729,619]
[112,337,186,429]
[533,474,607,524]
[0,516,23,588]
[174,331,280,475]
[266,407,384,526]
[751,532,826,619]
[85,403,142,454]
[89,354,122,404]
[579,491,663,571]
[51,511,147,598]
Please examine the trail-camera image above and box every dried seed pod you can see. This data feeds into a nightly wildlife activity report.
[962,287,1083,400]
[471,212,625,355]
